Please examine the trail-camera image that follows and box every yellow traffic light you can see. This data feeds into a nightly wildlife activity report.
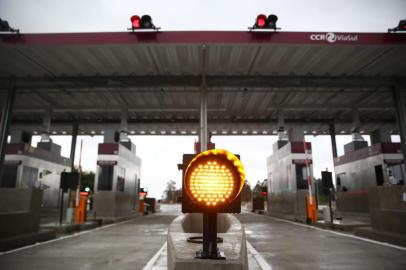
[184,149,245,208]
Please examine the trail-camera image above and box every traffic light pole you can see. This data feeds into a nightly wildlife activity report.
[195,212,225,259]
[196,45,225,260]
[203,213,217,257]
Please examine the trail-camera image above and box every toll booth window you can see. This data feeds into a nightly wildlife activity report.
[98,165,113,191]
[134,175,139,194]
[21,166,38,188]
[116,167,125,192]
[388,164,404,184]
[336,173,348,191]
[296,164,308,190]
[0,165,18,188]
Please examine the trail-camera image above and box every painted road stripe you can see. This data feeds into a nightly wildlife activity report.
[142,242,167,270]
[269,216,406,252]
[246,240,272,270]
[0,218,137,256]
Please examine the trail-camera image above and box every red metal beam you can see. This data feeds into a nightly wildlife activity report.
[1,31,406,46]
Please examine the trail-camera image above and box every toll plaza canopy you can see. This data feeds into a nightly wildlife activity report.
[0,31,406,136]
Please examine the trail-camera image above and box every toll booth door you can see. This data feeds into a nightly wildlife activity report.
[0,165,18,187]
[296,164,308,190]
[98,165,114,191]
[375,165,384,186]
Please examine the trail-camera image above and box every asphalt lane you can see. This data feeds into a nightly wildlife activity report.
[0,204,181,270]
[237,212,406,270]
[3,206,406,270]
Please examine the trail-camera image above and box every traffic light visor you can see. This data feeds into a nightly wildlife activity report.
[184,149,245,207]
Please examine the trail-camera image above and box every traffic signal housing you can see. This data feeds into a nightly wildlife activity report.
[321,171,333,190]
[181,149,245,214]
[129,14,157,31]
[388,19,406,32]
[0,18,19,33]
[252,14,279,30]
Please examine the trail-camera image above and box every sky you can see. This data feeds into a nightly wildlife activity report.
[0,0,405,33]
[2,0,405,198]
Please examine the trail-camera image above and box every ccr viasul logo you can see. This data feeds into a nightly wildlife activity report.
[310,32,358,43]
[325,32,337,43]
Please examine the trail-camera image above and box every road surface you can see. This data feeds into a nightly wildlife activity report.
[237,211,406,270]
[1,205,406,270]
[0,204,180,270]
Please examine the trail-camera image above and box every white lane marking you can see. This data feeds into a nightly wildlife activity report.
[246,240,272,270]
[269,216,406,252]
[0,218,136,256]
[142,242,167,270]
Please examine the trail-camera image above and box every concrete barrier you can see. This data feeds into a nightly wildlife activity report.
[167,213,248,270]
[93,191,139,218]
[0,188,43,238]
[368,186,406,234]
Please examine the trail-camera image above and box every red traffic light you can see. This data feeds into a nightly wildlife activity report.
[253,14,279,30]
[129,14,156,30]
[130,15,141,29]
[255,14,267,28]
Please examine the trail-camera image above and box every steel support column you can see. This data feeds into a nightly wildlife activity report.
[199,45,208,152]
[329,122,338,158]
[69,121,79,171]
[120,109,128,133]
[392,85,406,174]
[0,79,16,182]
[200,87,208,152]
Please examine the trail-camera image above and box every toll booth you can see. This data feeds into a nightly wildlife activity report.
[334,130,404,213]
[2,134,71,210]
[266,139,314,222]
[93,134,141,218]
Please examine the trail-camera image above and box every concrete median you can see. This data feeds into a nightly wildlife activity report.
[167,213,248,270]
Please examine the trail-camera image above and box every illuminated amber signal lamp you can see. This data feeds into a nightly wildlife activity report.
[184,149,245,208]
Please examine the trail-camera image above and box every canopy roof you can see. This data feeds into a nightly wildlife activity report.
[1,31,406,136]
